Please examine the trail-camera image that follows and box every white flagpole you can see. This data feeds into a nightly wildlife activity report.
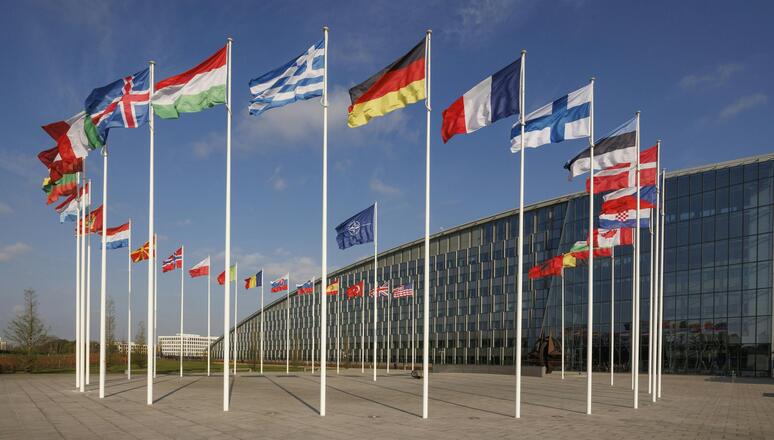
[651,141,661,403]
[336,280,340,375]
[146,60,155,406]
[610,246,615,386]
[648,204,654,395]
[387,281,392,374]
[128,219,132,381]
[287,274,290,375]
[153,235,158,379]
[586,77,596,415]
[223,37,233,412]
[514,49,526,419]
[85,189,91,387]
[75,173,81,390]
[311,278,315,374]
[98,145,108,399]
[234,263,238,375]
[421,29,432,420]
[80,168,87,392]
[561,269,565,380]
[373,201,378,381]
[207,255,211,377]
[319,31,330,415]
[412,282,415,371]
[180,246,185,378]
[657,168,665,399]
[633,111,641,409]
[260,269,264,375]
[361,286,365,374]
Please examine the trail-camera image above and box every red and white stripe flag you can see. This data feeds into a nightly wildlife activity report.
[586,145,658,194]
[189,256,210,278]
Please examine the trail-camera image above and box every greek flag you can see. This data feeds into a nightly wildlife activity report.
[248,40,325,116]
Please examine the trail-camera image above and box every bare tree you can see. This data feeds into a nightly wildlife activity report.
[4,289,48,371]
[134,320,146,368]
[105,297,117,365]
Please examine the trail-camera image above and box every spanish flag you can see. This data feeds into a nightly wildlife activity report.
[347,39,426,128]
[326,279,339,295]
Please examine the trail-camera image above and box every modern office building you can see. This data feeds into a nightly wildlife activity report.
[158,333,218,358]
[114,341,148,355]
[212,153,773,377]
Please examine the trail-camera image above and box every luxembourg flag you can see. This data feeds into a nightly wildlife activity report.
[599,209,650,229]
[104,222,130,249]
[441,58,521,143]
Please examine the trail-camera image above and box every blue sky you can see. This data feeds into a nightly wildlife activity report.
[1,0,772,340]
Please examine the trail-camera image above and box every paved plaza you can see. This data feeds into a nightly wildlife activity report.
[2,370,773,439]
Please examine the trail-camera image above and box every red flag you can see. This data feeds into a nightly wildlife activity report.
[162,248,183,273]
[77,205,103,234]
[346,281,364,299]
[586,145,658,194]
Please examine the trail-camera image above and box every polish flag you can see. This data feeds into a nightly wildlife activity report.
[189,256,210,278]
[441,59,521,143]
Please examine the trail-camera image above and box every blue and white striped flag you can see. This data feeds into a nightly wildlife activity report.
[248,40,325,116]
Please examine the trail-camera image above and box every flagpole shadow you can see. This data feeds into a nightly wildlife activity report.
[264,375,318,414]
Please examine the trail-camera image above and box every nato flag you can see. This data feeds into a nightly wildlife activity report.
[335,204,375,249]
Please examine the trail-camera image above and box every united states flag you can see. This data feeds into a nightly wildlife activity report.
[393,283,414,298]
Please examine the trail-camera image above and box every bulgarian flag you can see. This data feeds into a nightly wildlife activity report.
[152,46,227,119]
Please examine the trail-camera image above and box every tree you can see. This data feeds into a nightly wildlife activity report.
[4,289,48,371]
[105,297,117,365]
[134,321,146,368]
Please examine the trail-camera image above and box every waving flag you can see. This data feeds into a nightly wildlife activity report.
[296,279,314,295]
[529,256,563,279]
[77,205,103,234]
[326,279,339,295]
[565,117,637,178]
[131,241,150,263]
[586,145,659,193]
[271,274,289,293]
[393,283,414,298]
[346,281,364,299]
[249,40,324,116]
[55,182,89,223]
[42,112,101,162]
[245,271,262,289]
[162,248,183,273]
[38,146,82,182]
[217,265,236,285]
[593,228,633,248]
[103,222,130,249]
[599,209,650,229]
[85,68,150,142]
[189,257,210,278]
[335,205,375,249]
[348,39,426,128]
[152,46,227,119]
[510,83,591,152]
[601,185,657,214]
[45,173,78,205]
[369,283,390,297]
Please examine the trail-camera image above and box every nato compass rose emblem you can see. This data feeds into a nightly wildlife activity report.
[348,220,361,236]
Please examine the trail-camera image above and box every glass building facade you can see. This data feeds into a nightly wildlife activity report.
[213,153,774,377]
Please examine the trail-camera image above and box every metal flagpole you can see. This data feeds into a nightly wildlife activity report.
[207,255,211,377]
[387,280,392,374]
[633,111,641,409]
[153,235,158,379]
[85,191,91,386]
[412,281,415,371]
[648,204,654,395]
[586,77,596,415]
[128,219,132,381]
[361,285,365,373]
[421,29,432,420]
[651,141,661,403]
[260,269,264,375]
[223,37,233,412]
[146,60,155,406]
[561,268,565,380]
[80,168,87,392]
[336,280,340,375]
[373,202,378,381]
[286,274,290,375]
[320,27,329,416]
[234,263,238,375]
[657,168,665,399]
[75,173,81,390]
[98,145,108,399]
[180,246,185,378]
[514,49,526,419]
[312,278,315,374]
[610,246,615,386]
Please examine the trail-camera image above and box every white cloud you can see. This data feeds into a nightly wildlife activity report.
[718,94,767,121]
[0,242,31,262]
[369,175,401,196]
[0,202,12,215]
[268,166,287,191]
[0,149,41,182]
[444,0,524,44]
[680,63,744,89]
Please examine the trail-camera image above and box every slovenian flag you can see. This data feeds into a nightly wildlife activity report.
[104,222,130,250]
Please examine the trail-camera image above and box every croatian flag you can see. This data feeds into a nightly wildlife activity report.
[510,83,591,152]
[599,209,650,229]
[441,58,521,143]
[104,222,130,250]
[271,274,289,293]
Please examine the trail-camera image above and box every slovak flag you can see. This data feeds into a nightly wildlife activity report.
[599,209,650,229]
[162,247,183,273]
[441,58,521,143]
[103,222,130,250]
[296,279,314,295]
[271,274,289,293]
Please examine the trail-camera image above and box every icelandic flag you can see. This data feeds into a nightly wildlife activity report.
[271,274,289,293]
[441,58,521,143]
[104,222,130,250]
[510,83,591,152]
[599,209,650,229]
[335,204,375,250]
[600,185,657,214]
[249,40,324,116]
[84,68,150,142]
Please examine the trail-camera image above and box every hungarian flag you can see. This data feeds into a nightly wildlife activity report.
[162,247,183,273]
[131,241,150,263]
[45,173,78,204]
[42,112,102,162]
[218,265,236,285]
[347,39,426,128]
[189,256,210,278]
[244,270,262,289]
[587,145,658,194]
[346,280,364,299]
[326,279,339,296]
[152,46,227,119]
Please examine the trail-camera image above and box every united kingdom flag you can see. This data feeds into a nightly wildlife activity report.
[84,68,150,142]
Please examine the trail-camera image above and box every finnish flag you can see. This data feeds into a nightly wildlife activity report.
[510,83,592,152]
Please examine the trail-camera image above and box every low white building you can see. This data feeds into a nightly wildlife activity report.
[157,333,218,357]
[114,341,147,354]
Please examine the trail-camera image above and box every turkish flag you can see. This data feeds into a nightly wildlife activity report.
[346,281,364,299]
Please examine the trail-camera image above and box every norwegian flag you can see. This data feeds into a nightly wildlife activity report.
[392,283,414,298]
[162,247,183,273]
[84,68,151,142]
[586,145,658,194]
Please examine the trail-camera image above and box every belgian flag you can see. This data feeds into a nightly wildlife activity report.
[348,39,426,128]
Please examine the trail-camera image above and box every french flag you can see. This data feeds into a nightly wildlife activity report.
[441,58,521,143]
[104,222,130,250]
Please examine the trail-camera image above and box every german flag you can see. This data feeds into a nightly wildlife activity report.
[348,39,426,128]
